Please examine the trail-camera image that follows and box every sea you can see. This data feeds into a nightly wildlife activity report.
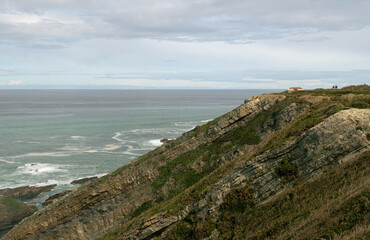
[0,89,280,205]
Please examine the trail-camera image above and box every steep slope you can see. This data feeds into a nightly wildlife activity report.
[4,85,370,240]
[104,109,369,240]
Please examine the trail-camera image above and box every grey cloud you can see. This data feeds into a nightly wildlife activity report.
[91,70,370,84]
[0,0,369,43]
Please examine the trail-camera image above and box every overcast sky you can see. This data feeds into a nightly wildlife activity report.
[0,0,369,89]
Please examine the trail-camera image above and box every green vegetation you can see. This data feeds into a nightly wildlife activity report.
[151,147,206,190]
[356,126,363,131]
[0,196,22,211]
[127,86,369,239]
[275,159,299,182]
[216,152,369,239]
[194,115,222,134]
[151,124,261,192]
[288,84,370,97]
[130,201,154,218]
[220,187,254,213]
[166,213,216,240]
[151,85,369,199]
[163,152,369,240]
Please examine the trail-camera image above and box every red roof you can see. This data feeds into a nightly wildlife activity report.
[289,87,302,89]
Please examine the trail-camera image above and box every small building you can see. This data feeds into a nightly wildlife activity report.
[288,86,303,92]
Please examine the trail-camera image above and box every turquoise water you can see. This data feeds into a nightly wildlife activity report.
[0,89,279,204]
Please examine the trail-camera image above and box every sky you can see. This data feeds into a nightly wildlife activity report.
[0,0,369,89]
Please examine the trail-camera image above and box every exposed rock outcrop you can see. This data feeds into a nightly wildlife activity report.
[130,109,370,239]
[42,190,72,207]
[0,185,56,200]
[71,177,98,185]
[201,109,369,211]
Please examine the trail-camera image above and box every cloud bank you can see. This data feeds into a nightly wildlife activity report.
[1,0,370,43]
[0,0,369,88]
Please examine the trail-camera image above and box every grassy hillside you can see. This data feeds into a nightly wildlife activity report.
[167,151,369,240]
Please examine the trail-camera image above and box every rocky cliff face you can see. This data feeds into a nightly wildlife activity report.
[3,87,370,240]
[124,109,370,240]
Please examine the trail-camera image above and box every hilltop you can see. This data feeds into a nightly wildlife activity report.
[3,85,370,240]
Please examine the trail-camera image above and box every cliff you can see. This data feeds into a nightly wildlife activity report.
[3,85,370,240]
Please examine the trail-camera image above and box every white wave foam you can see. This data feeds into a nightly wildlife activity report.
[33,179,61,187]
[58,145,101,153]
[113,132,136,143]
[149,139,163,147]
[9,152,71,159]
[71,136,85,140]
[0,158,16,164]
[201,119,213,123]
[16,163,68,175]
[103,144,121,151]
[112,131,125,143]
[174,121,197,127]
[58,146,82,151]
[84,150,98,153]
[96,173,108,178]
[1,179,73,189]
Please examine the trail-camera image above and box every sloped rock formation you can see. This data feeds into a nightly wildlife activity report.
[42,190,72,207]
[129,109,370,239]
[71,177,98,185]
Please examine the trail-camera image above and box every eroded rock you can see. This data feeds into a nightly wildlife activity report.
[42,190,72,207]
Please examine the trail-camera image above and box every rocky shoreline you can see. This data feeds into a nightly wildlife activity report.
[0,185,56,200]
[0,176,100,237]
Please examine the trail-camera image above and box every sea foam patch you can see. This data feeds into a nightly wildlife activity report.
[149,139,163,147]
[0,157,16,164]
[16,163,68,175]
[70,136,86,140]
[103,144,122,151]
[10,152,71,159]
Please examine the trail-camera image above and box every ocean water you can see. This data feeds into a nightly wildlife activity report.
[0,89,279,204]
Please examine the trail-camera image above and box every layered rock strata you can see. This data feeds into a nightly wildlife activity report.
[130,109,370,239]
